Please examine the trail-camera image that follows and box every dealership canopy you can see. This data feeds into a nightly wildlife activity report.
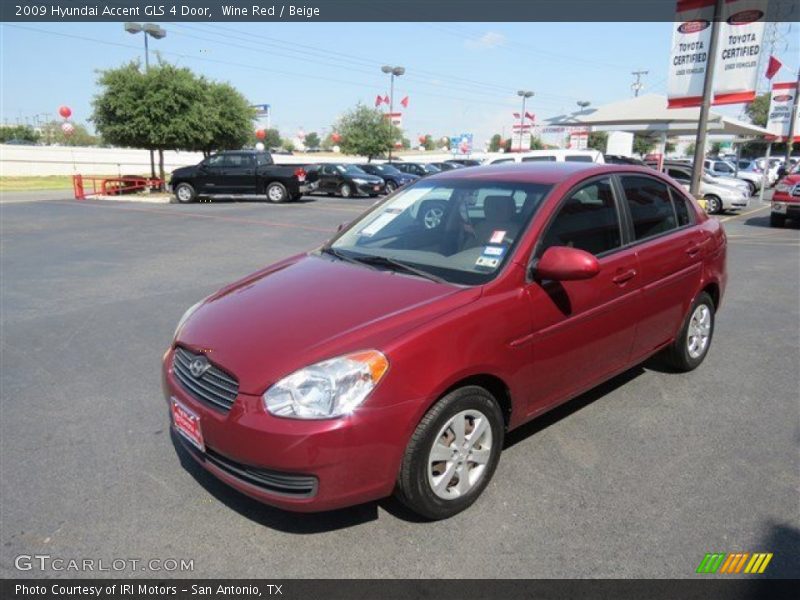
[546,94,772,138]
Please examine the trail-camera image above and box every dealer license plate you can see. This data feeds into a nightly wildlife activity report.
[171,397,204,452]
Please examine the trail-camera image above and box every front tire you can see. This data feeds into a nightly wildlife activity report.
[663,291,715,372]
[174,182,196,204]
[266,182,288,203]
[395,386,504,520]
[339,183,353,198]
[385,180,397,194]
[770,213,786,228]
[703,195,722,215]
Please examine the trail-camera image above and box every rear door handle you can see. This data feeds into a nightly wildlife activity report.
[612,268,637,285]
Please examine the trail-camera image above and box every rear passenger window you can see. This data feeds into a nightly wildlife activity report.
[541,177,621,256]
[669,187,694,227]
[491,158,514,164]
[620,176,677,240]
[522,156,556,162]
[565,155,593,162]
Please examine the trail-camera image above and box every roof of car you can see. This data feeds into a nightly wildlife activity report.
[424,161,657,185]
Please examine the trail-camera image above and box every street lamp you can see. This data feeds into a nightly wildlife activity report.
[517,90,534,152]
[577,100,591,112]
[381,65,405,161]
[125,22,166,180]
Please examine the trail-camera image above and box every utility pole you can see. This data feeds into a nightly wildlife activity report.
[631,70,649,97]
[381,65,405,162]
[689,0,724,198]
[517,90,534,151]
[783,67,800,164]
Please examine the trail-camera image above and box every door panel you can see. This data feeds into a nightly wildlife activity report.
[524,176,642,415]
[221,154,256,193]
[196,155,226,193]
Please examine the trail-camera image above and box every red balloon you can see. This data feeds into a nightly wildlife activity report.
[255,129,266,140]
[331,133,341,143]
[418,135,427,144]
[58,106,72,119]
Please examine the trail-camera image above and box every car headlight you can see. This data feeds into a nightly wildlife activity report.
[775,183,791,192]
[351,178,368,184]
[263,350,389,419]
[174,300,203,339]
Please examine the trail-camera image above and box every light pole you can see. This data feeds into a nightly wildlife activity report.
[381,65,405,161]
[631,70,648,97]
[517,90,534,152]
[125,22,166,180]
[577,100,591,112]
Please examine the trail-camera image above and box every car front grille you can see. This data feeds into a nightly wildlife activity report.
[181,440,318,498]
[172,346,239,411]
[792,185,800,197]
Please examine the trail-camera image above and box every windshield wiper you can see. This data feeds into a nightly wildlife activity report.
[319,245,375,268]
[351,254,448,284]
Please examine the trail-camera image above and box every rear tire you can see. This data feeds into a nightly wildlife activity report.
[663,291,715,372]
[747,181,756,196]
[174,183,196,204]
[266,182,288,203]
[703,195,722,215]
[770,213,786,228]
[395,386,504,520]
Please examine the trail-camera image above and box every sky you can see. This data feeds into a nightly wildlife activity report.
[1,21,797,145]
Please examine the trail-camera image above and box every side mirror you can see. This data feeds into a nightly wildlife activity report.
[337,221,350,232]
[534,246,599,281]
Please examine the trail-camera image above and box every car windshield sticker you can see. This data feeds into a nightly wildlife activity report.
[490,230,506,244]
[482,246,506,257]
[475,256,500,269]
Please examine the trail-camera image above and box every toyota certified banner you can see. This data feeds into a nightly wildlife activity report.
[767,81,800,141]
[667,0,767,108]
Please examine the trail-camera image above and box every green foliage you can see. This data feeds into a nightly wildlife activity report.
[334,104,400,159]
[587,132,608,152]
[744,93,769,128]
[281,139,296,152]
[422,134,436,151]
[304,131,321,149]
[633,134,656,156]
[488,134,503,152]
[401,137,411,150]
[665,140,677,154]
[710,141,723,156]
[40,121,101,146]
[92,60,255,176]
[263,128,282,149]
[685,142,696,157]
[0,125,40,143]
[530,136,545,150]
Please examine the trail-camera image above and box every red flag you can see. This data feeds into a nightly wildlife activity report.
[512,112,520,119]
[375,95,383,107]
[525,111,535,122]
[383,94,390,105]
[400,96,409,108]
[766,55,782,80]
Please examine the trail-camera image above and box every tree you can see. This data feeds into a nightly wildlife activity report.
[665,140,677,154]
[304,132,321,149]
[588,131,608,152]
[334,104,400,160]
[281,139,296,152]
[0,125,40,143]
[744,92,769,128]
[198,82,255,157]
[263,128,282,149]
[530,136,545,150]
[709,141,723,156]
[633,134,656,156]
[422,135,436,151]
[401,136,411,150]
[488,134,503,152]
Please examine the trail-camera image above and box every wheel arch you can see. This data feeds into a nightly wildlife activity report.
[436,374,513,430]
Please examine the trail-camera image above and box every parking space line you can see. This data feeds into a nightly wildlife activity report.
[49,200,335,233]
[718,205,770,222]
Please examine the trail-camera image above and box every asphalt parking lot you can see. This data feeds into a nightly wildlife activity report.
[1,191,798,578]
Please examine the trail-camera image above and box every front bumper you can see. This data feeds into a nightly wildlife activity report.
[721,195,749,210]
[353,181,385,196]
[162,347,411,512]
[772,200,800,217]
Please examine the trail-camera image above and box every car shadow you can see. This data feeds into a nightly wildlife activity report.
[743,215,800,230]
[170,431,380,533]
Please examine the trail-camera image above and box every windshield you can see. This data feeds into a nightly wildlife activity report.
[368,164,401,175]
[328,180,552,285]
[336,164,366,175]
[422,164,441,174]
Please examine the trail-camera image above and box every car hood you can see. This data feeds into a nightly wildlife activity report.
[352,174,384,184]
[177,254,479,394]
[170,165,196,179]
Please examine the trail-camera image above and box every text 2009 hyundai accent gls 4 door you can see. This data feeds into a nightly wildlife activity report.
[164,163,727,519]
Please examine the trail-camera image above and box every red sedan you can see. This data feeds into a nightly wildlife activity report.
[164,162,727,519]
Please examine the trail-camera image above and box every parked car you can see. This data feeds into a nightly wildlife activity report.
[428,161,464,172]
[390,162,441,177]
[771,162,800,227]
[308,163,385,198]
[734,158,770,187]
[662,162,749,214]
[356,163,418,193]
[604,154,647,166]
[165,162,726,518]
[776,157,799,180]
[754,156,782,186]
[168,151,318,204]
[485,149,605,165]
[445,158,483,167]
[703,158,760,195]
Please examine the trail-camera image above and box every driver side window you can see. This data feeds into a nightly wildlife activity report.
[541,177,622,256]
[206,155,225,167]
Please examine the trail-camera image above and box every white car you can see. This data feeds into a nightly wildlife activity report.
[485,149,605,165]
[664,164,749,214]
[754,157,781,186]
[704,158,760,195]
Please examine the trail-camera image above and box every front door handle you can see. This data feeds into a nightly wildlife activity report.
[686,245,701,257]
[612,268,637,285]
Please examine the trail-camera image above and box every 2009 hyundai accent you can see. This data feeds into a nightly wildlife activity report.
[164,162,727,519]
